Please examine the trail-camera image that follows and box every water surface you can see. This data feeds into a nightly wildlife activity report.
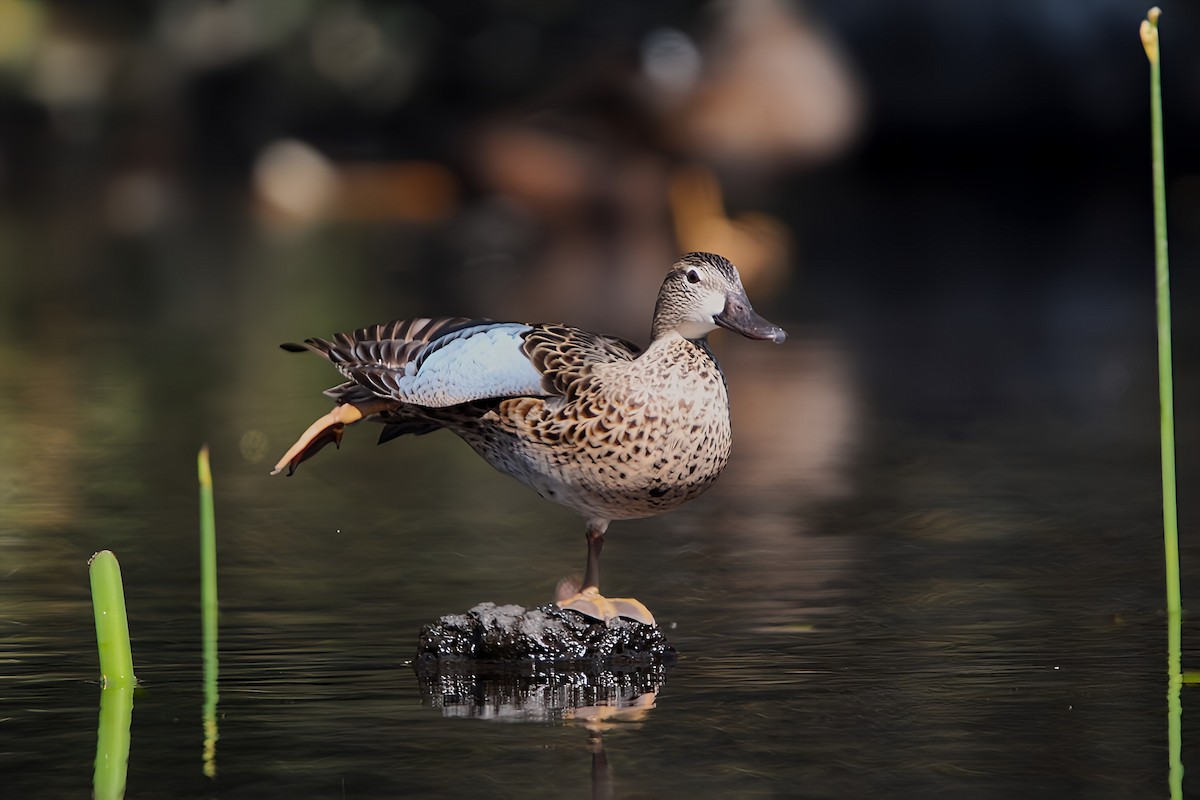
[1,224,1197,799]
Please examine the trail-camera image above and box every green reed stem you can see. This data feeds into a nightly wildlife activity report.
[1141,8,1180,621]
[1143,9,1182,798]
[199,445,218,654]
[198,444,220,778]
[89,550,136,688]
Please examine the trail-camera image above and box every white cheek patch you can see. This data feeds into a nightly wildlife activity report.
[397,324,546,406]
[673,289,726,339]
[699,288,727,319]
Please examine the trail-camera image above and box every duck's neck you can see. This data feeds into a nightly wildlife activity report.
[642,329,714,362]
[671,320,719,341]
[632,331,723,396]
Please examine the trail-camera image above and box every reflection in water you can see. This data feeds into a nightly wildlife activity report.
[1169,608,1183,799]
[587,729,613,800]
[419,665,661,800]
[202,642,218,779]
[93,685,133,800]
[571,692,658,800]
[567,687,658,800]
[418,664,665,724]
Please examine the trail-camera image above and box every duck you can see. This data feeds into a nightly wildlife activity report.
[272,252,786,626]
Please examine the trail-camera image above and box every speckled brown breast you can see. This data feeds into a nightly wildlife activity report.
[456,333,732,521]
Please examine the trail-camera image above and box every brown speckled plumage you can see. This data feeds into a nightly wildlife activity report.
[274,252,786,625]
[468,330,732,521]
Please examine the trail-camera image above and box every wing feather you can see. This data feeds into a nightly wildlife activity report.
[283,317,644,408]
[284,318,544,407]
[521,325,642,397]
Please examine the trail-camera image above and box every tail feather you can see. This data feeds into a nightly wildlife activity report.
[378,420,441,444]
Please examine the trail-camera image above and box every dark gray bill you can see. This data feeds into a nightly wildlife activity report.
[715,294,787,343]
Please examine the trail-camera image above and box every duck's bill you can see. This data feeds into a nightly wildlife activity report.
[715,296,788,343]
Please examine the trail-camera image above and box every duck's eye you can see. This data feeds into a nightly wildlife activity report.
[686,269,701,284]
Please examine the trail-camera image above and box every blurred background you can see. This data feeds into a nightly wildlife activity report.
[2,0,1198,448]
[4,1,1200,797]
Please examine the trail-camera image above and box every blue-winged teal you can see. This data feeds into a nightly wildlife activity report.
[273,252,786,625]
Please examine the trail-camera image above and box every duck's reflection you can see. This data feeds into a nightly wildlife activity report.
[417,663,666,723]
[567,689,658,800]
[417,663,665,799]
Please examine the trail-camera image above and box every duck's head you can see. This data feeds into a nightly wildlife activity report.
[652,252,787,344]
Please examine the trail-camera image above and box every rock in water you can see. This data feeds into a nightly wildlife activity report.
[416,602,675,666]
[414,602,674,722]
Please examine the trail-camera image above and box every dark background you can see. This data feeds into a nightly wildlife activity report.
[3,0,1198,397]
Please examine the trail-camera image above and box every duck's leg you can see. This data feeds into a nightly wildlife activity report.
[271,399,396,476]
[557,519,656,626]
